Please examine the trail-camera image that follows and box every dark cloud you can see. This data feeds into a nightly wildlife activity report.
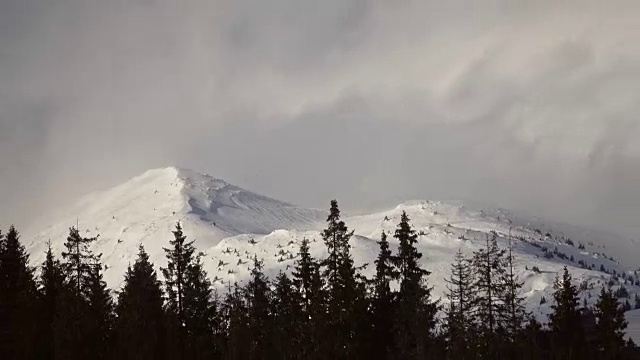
[1,0,640,242]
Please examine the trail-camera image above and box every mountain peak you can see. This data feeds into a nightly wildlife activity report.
[25,167,325,286]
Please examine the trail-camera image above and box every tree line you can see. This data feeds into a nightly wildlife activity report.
[0,200,638,359]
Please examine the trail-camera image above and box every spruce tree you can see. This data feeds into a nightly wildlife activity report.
[162,222,195,356]
[321,200,360,358]
[392,211,438,359]
[84,263,113,360]
[244,257,274,359]
[0,226,38,360]
[162,223,218,359]
[61,226,100,296]
[549,266,585,359]
[36,242,66,360]
[501,240,527,340]
[114,245,165,360]
[292,238,326,359]
[58,226,101,360]
[183,253,218,359]
[444,249,476,360]
[222,283,250,360]
[271,271,303,359]
[371,231,398,360]
[470,232,507,357]
[593,287,627,358]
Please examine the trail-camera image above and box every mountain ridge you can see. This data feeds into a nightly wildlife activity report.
[21,167,640,343]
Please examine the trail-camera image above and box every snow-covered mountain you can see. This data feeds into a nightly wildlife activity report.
[23,167,640,343]
[24,167,325,286]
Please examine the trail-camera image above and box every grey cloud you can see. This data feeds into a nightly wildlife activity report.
[1,0,640,242]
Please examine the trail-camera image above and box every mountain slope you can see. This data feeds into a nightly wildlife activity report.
[23,168,640,336]
[24,167,325,286]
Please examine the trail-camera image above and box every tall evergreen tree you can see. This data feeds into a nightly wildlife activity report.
[162,222,218,359]
[114,245,165,360]
[501,240,527,339]
[370,231,398,360]
[271,271,303,359]
[244,257,274,359]
[549,266,585,359]
[471,232,507,357]
[292,238,326,359]
[183,252,218,360]
[321,200,361,358]
[84,263,113,360]
[0,226,38,360]
[56,226,102,360]
[444,249,476,360]
[61,227,100,296]
[36,242,66,360]
[593,287,627,359]
[392,211,438,359]
[222,283,250,360]
[162,222,195,357]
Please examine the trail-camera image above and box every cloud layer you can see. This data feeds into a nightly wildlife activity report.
[1,0,640,238]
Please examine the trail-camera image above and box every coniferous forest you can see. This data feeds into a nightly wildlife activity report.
[1,200,639,360]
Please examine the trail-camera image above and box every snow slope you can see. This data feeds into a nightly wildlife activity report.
[24,167,324,286]
[627,309,640,345]
[23,167,640,330]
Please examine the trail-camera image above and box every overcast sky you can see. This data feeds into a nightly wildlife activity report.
[1,0,640,238]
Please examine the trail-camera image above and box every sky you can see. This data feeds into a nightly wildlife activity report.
[1,0,640,240]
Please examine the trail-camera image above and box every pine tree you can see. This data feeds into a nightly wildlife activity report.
[222,283,250,360]
[245,257,274,359]
[84,263,113,360]
[501,240,527,339]
[292,238,326,359]
[114,245,165,360]
[370,231,398,360]
[183,252,218,359]
[162,223,218,359]
[61,226,100,296]
[392,211,438,359]
[57,226,101,360]
[162,222,196,357]
[444,249,476,359]
[36,242,66,360]
[549,266,585,359]
[321,200,361,358]
[271,271,303,359]
[470,232,507,357]
[0,226,38,359]
[593,287,627,358]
